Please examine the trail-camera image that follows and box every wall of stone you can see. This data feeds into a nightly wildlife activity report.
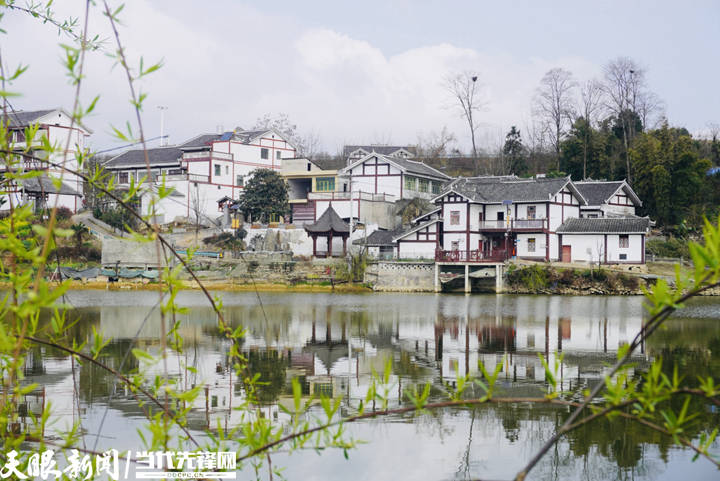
[365,261,435,292]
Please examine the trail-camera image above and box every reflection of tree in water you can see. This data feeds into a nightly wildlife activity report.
[78,339,140,403]
[244,350,288,404]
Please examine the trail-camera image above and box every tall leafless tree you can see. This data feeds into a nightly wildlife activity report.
[533,68,576,170]
[415,127,457,162]
[577,79,605,179]
[601,57,656,183]
[445,71,486,174]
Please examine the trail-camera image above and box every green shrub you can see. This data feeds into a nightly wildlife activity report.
[646,237,690,259]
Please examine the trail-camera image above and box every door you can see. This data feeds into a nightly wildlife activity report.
[561,245,572,263]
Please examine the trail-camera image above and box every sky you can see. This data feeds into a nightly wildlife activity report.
[3,0,719,154]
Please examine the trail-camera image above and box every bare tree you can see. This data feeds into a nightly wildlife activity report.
[533,68,576,170]
[445,71,486,174]
[577,79,605,179]
[601,57,659,182]
[636,90,665,130]
[415,127,456,162]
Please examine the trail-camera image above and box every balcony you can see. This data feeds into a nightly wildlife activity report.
[435,249,507,263]
[479,218,547,231]
[307,191,397,202]
[182,150,233,161]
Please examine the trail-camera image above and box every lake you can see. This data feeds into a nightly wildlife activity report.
[23,290,720,480]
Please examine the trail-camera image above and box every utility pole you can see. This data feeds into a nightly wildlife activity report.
[347,169,354,277]
[158,106,168,146]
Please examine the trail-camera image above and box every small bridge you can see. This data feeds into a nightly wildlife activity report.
[434,249,506,293]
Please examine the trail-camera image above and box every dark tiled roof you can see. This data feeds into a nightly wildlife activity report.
[446,177,576,203]
[391,156,450,180]
[310,157,346,171]
[304,206,349,234]
[353,228,404,246]
[574,181,625,205]
[233,129,270,144]
[344,145,417,157]
[179,133,221,149]
[104,146,183,168]
[556,217,650,234]
[20,175,81,196]
[392,219,441,242]
[7,109,56,128]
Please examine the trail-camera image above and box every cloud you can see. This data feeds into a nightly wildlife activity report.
[3,1,601,154]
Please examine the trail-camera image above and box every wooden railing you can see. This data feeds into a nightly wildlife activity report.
[435,249,507,263]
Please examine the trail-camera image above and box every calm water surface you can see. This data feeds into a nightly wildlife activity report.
[24,290,720,481]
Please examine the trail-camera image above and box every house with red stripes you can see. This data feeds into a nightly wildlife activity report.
[103,128,295,225]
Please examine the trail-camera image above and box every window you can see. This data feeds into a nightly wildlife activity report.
[450,210,460,225]
[269,213,280,223]
[225,166,229,175]
[619,253,627,260]
[314,383,333,398]
[418,178,429,193]
[527,206,536,219]
[214,164,221,176]
[261,148,269,159]
[404,176,416,191]
[236,175,243,187]
[307,163,312,171]
[432,182,441,194]
[118,172,129,184]
[619,235,629,248]
[316,177,335,192]
[528,238,536,252]
[276,151,281,160]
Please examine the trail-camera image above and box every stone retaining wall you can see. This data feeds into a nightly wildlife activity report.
[365,261,435,292]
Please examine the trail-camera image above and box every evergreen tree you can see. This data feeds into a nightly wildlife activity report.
[502,126,527,175]
[238,169,289,223]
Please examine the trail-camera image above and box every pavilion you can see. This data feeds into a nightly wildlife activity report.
[304,206,350,257]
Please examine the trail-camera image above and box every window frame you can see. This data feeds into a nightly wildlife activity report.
[261,148,269,159]
[619,234,630,248]
[450,210,460,225]
[528,237,536,253]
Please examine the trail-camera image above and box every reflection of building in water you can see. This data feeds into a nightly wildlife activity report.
[22,292,652,440]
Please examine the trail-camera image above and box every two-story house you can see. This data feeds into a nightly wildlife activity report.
[103,129,296,225]
[2,108,91,213]
[343,145,416,163]
[281,156,347,224]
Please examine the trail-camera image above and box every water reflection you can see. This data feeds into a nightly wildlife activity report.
[23,291,720,480]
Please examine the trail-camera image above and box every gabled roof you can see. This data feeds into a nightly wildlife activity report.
[556,217,650,234]
[575,180,642,207]
[6,108,92,134]
[352,228,403,246]
[433,176,586,205]
[103,146,183,169]
[20,175,81,196]
[412,207,441,223]
[392,218,442,242]
[179,133,221,150]
[304,206,350,234]
[343,145,417,157]
[342,153,450,181]
[310,157,346,171]
[7,109,55,127]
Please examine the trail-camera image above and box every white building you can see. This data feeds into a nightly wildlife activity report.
[391,175,651,264]
[103,129,296,225]
[574,180,642,218]
[2,108,91,213]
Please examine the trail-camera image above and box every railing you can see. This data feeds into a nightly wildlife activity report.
[435,249,507,263]
[183,150,233,161]
[188,173,210,182]
[307,191,397,202]
[478,219,547,231]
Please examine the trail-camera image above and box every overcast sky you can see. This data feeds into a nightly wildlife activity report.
[4,0,719,154]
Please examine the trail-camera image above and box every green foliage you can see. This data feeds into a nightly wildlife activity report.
[503,125,527,175]
[646,237,691,259]
[238,169,289,223]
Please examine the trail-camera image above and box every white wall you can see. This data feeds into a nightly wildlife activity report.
[516,233,548,259]
[398,241,436,259]
[559,233,644,263]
